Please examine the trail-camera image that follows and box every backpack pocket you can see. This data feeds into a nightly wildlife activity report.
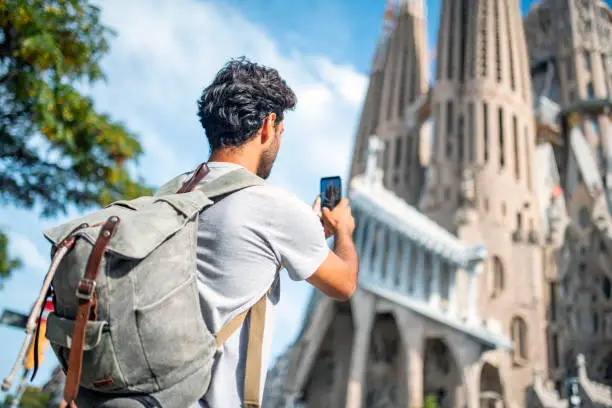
[134,275,214,389]
[46,313,127,392]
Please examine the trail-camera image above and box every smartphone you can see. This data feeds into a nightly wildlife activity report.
[320,176,342,210]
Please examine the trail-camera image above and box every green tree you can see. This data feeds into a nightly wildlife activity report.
[2,386,52,408]
[0,0,152,283]
[423,395,440,408]
[0,230,22,289]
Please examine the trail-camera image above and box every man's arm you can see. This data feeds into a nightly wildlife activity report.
[307,199,358,301]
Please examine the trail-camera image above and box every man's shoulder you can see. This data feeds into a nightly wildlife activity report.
[240,183,310,210]
[242,183,300,202]
[232,184,312,216]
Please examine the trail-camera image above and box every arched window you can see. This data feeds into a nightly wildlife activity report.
[604,276,611,299]
[491,256,504,297]
[395,239,404,286]
[382,229,392,280]
[424,252,432,297]
[588,82,596,99]
[511,316,529,362]
[359,216,370,248]
[370,223,381,269]
[595,351,612,383]
[579,206,590,228]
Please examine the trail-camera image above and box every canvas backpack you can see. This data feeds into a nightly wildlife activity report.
[4,163,269,408]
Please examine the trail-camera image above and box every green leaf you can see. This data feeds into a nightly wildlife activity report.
[0,230,22,289]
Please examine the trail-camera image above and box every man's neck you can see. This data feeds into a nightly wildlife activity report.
[208,149,258,174]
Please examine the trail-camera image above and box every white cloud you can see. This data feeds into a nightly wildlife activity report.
[0,0,369,392]
[89,0,367,185]
[313,57,369,104]
[8,233,47,273]
[88,0,368,360]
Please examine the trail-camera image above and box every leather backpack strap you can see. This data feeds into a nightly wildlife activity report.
[197,168,264,200]
[214,289,270,408]
[61,216,120,406]
[177,162,210,193]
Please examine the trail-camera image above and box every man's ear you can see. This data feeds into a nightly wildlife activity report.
[261,113,277,145]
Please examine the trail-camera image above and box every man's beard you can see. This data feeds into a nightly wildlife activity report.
[256,134,280,180]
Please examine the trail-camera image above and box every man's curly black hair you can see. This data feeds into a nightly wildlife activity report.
[197,57,298,150]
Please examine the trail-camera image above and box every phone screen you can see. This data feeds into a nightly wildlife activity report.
[320,176,342,210]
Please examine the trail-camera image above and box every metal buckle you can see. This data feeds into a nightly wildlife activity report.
[75,278,97,300]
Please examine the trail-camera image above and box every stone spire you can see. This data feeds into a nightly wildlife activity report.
[425,0,539,233]
[423,0,549,404]
[349,2,394,183]
[398,0,426,19]
[364,135,385,187]
[349,0,430,206]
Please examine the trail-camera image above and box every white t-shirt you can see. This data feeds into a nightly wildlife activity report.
[194,162,330,407]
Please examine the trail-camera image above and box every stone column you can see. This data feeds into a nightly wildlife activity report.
[400,239,413,293]
[332,314,354,408]
[461,363,481,408]
[406,342,424,407]
[386,231,399,287]
[414,247,425,299]
[365,136,384,187]
[448,330,482,408]
[362,219,377,282]
[429,255,441,308]
[467,272,478,323]
[374,226,387,283]
[600,115,612,187]
[290,299,336,391]
[396,309,424,408]
[356,215,369,256]
[345,298,375,408]
[467,262,483,324]
[447,264,457,316]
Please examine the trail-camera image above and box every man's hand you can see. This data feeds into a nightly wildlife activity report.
[321,198,355,238]
[312,195,333,239]
[307,197,358,301]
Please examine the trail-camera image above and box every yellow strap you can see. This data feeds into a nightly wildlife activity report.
[215,310,249,348]
[243,294,267,408]
[214,290,270,408]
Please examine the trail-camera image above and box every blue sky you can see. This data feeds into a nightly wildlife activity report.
[0,0,600,398]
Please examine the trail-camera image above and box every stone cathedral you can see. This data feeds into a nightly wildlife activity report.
[264,0,612,407]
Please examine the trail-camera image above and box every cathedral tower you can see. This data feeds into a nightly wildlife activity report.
[273,1,612,406]
[424,0,549,404]
[525,0,612,186]
[425,0,538,232]
[349,0,430,206]
[525,0,612,387]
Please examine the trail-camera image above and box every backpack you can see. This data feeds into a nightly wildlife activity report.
[6,163,268,408]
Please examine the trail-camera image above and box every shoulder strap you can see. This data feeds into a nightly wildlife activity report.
[177,162,210,194]
[153,164,264,214]
[196,167,264,199]
[215,288,270,408]
[157,163,264,199]
[182,163,266,406]
[62,217,120,407]
[242,295,266,408]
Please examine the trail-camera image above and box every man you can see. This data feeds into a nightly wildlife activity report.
[191,57,359,407]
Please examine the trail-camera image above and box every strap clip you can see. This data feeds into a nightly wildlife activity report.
[75,279,96,300]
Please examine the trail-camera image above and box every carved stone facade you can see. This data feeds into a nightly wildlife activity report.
[524,0,612,398]
[266,0,612,407]
[349,0,429,207]
[428,0,548,404]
